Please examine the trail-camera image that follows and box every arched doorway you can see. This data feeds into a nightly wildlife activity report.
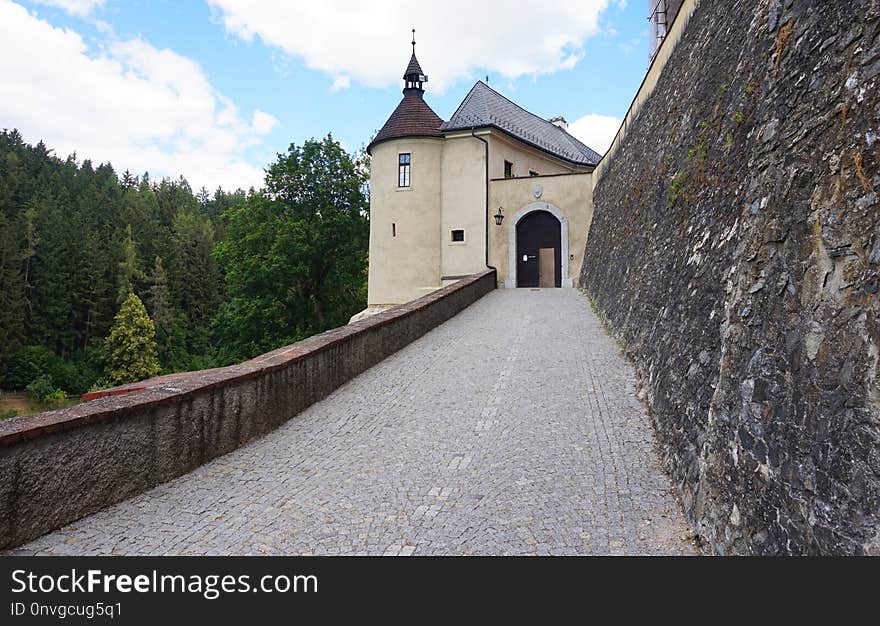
[506,203,569,289]
[516,211,561,287]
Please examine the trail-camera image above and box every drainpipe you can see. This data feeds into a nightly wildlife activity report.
[471,128,495,275]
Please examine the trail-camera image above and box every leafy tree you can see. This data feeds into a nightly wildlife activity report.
[25,374,66,403]
[104,292,160,386]
[0,129,370,389]
[215,135,369,360]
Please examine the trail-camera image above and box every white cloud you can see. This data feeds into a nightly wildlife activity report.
[0,0,273,191]
[207,0,613,92]
[330,75,351,92]
[252,110,279,135]
[568,113,621,154]
[30,0,104,17]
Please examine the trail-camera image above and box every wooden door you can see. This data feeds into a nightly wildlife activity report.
[538,248,555,288]
[516,211,561,288]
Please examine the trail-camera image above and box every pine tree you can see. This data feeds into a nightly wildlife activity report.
[147,256,185,370]
[120,169,137,190]
[21,205,37,315]
[104,292,160,386]
[0,213,25,376]
[117,224,143,303]
[28,188,77,354]
[169,210,221,355]
[73,229,114,350]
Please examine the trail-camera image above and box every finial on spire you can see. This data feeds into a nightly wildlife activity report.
[412,28,416,52]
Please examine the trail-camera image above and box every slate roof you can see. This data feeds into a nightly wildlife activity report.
[441,81,602,167]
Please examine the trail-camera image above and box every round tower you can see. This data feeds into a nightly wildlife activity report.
[366,33,444,306]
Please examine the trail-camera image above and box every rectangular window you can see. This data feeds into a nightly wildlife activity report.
[392,223,396,237]
[529,170,539,177]
[398,153,411,187]
[451,229,465,242]
[504,160,513,178]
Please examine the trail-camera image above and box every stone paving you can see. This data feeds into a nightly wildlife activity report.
[11,289,696,556]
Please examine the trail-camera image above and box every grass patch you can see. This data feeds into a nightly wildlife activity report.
[0,391,80,418]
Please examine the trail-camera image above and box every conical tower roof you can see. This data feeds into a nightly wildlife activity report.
[367,36,443,154]
[367,91,444,154]
[404,52,425,80]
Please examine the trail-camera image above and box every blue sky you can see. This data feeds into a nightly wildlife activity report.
[0,0,653,191]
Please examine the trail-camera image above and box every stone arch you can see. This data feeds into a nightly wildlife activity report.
[505,202,571,288]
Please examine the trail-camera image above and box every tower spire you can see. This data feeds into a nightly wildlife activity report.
[403,29,427,92]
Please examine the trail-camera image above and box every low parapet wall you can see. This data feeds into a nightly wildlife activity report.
[0,269,496,550]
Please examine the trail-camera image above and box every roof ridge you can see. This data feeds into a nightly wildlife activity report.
[443,82,482,130]
[441,80,601,166]
[556,124,603,162]
[473,80,559,131]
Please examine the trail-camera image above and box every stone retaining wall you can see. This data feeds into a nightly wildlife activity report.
[581,0,880,554]
[0,270,496,549]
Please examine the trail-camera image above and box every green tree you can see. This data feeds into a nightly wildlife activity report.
[214,135,369,360]
[0,213,25,373]
[28,186,78,355]
[104,292,160,386]
[73,228,114,350]
[169,210,221,355]
[21,204,37,311]
[147,255,186,370]
[120,180,162,271]
[117,224,144,303]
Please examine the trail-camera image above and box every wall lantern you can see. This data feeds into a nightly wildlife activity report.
[493,207,504,226]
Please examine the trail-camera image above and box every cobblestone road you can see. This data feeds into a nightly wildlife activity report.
[13,289,695,556]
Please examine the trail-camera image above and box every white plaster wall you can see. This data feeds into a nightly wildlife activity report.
[367,138,444,306]
[487,132,573,179]
[439,134,487,278]
[488,172,594,288]
[367,127,595,303]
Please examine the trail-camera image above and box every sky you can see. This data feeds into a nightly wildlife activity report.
[0,0,654,192]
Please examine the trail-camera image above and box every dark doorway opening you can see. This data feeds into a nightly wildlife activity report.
[516,210,561,288]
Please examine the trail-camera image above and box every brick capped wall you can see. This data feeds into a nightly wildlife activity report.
[581,0,880,554]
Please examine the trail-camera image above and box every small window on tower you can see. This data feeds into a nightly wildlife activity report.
[398,153,411,187]
[451,229,465,242]
[504,161,514,178]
